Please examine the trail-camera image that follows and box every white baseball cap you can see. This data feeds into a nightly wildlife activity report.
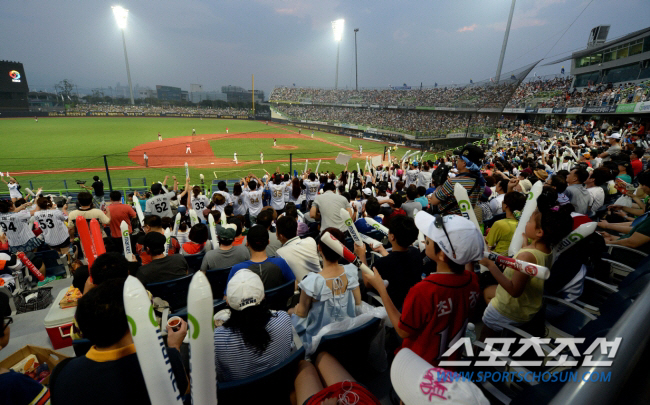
[391,348,489,405]
[607,133,621,139]
[362,188,372,196]
[414,212,483,265]
[226,269,265,311]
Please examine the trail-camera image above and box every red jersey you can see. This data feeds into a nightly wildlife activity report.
[398,270,480,366]
[136,236,180,265]
[631,158,643,176]
[186,143,190,148]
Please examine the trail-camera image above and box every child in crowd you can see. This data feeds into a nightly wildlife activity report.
[481,187,573,335]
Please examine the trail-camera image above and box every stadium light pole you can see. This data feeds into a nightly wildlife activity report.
[354,28,359,91]
[494,0,516,84]
[112,6,135,105]
[332,19,345,90]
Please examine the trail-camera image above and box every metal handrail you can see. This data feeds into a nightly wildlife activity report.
[550,280,650,404]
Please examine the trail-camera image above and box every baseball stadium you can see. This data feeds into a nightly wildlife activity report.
[1,3,650,405]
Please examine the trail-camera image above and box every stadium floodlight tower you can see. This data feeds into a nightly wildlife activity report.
[494,0,516,84]
[332,19,345,90]
[112,5,135,105]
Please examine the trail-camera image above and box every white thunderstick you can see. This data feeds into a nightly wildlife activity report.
[187,271,218,405]
[123,276,183,405]
[508,181,544,257]
[120,220,134,261]
[320,231,373,277]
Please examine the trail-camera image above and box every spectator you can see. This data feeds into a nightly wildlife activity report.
[586,168,609,213]
[547,174,570,206]
[354,198,382,235]
[0,292,51,405]
[310,182,353,233]
[214,269,293,382]
[227,225,295,291]
[200,224,250,271]
[489,179,508,215]
[415,186,429,210]
[482,188,573,335]
[564,167,591,214]
[382,193,406,227]
[275,215,320,280]
[81,175,105,207]
[363,213,482,366]
[243,175,265,226]
[135,215,180,265]
[598,133,621,161]
[631,148,644,176]
[290,228,361,347]
[429,144,485,215]
[33,196,70,254]
[401,185,423,218]
[253,208,282,257]
[106,190,136,248]
[144,176,179,218]
[180,223,211,255]
[294,352,381,405]
[136,232,189,285]
[67,191,111,238]
[50,279,189,404]
[485,192,526,255]
[361,215,422,309]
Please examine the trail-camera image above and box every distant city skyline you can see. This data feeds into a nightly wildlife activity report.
[2,0,648,98]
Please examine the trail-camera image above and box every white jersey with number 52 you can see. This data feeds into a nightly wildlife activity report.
[145,191,176,218]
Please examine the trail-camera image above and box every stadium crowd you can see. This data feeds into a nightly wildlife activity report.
[68,104,251,115]
[271,77,650,111]
[271,81,519,108]
[274,104,498,135]
[506,77,650,108]
[2,115,650,404]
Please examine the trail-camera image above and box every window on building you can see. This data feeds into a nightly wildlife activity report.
[602,63,640,83]
[630,41,643,56]
[574,71,601,87]
[603,51,615,63]
[617,46,629,60]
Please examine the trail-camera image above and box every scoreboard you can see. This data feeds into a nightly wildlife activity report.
[0,61,29,111]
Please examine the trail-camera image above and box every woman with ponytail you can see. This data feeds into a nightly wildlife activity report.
[481,186,573,335]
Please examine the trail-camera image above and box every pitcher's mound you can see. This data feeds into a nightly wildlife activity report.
[273,145,299,150]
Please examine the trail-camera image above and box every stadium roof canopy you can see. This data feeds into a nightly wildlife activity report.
[542,25,650,66]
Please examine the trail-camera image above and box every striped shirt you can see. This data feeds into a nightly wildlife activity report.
[34,209,69,246]
[0,211,35,246]
[214,311,293,382]
[433,174,483,216]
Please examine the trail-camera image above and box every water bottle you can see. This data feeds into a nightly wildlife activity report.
[465,322,477,344]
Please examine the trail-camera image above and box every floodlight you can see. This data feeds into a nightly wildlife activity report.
[332,19,345,42]
[112,6,129,29]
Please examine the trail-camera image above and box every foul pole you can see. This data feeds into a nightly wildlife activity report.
[252,75,255,116]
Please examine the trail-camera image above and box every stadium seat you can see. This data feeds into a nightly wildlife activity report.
[264,280,295,311]
[313,317,381,372]
[183,252,206,272]
[216,347,305,405]
[72,338,93,357]
[145,273,194,312]
[172,299,228,320]
[34,249,68,278]
[205,267,231,299]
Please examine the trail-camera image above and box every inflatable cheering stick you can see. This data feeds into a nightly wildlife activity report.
[187,271,218,405]
[123,276,183,405]
[508,181,544,257]
[16,252,45,281]
[120,220,134,261]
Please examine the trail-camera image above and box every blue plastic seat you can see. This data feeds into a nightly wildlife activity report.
[313,317,381,372]
[34,249,67,278]
[217,347,305,405]
[205,267,231,299]
[172,299,228,320]
[183,252,206,272]
[145,273,194,311]
[264,280,295,311]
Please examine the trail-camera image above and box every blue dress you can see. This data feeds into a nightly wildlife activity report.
[292,264,359,346]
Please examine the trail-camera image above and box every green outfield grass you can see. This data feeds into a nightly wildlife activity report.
[0,117,412,194]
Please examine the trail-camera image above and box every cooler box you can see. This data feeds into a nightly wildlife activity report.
[43,287,77,349]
